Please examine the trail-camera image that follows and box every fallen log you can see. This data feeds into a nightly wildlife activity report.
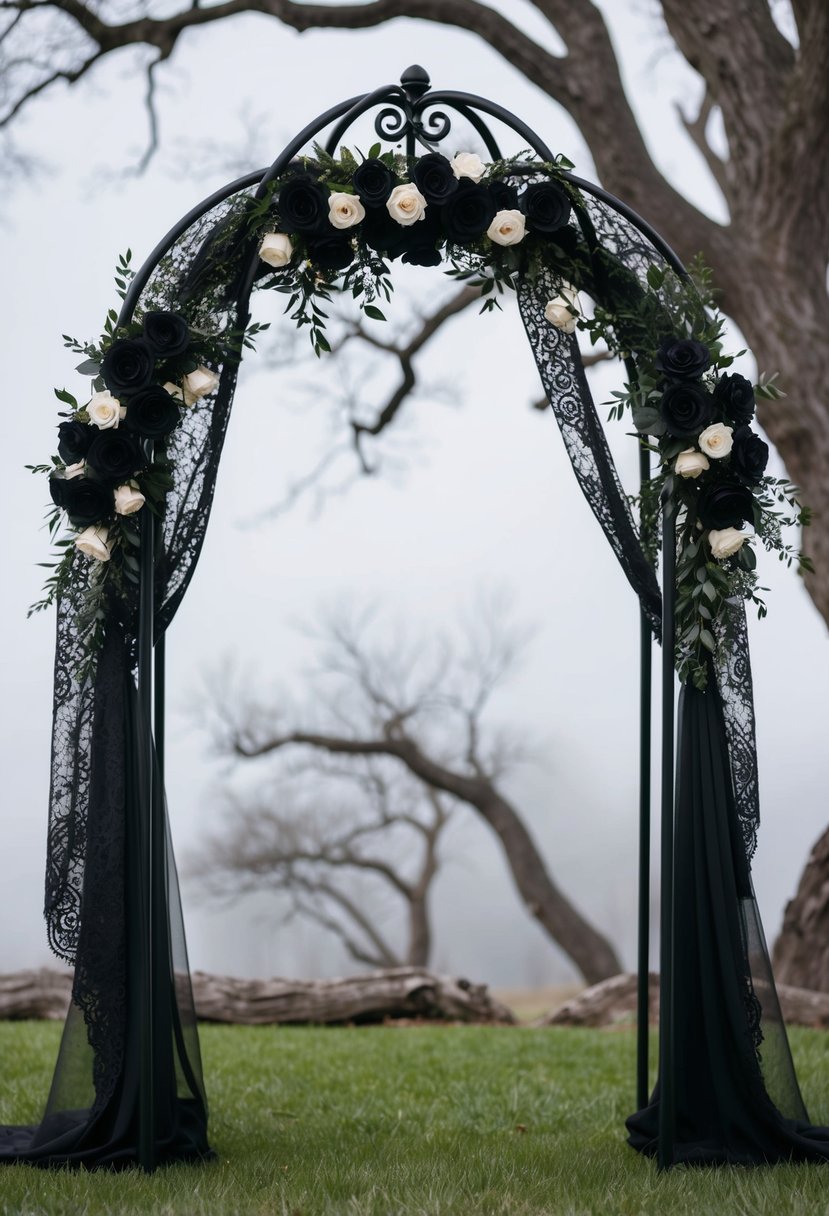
[541,972,829,1029]
[0,966,515,1025]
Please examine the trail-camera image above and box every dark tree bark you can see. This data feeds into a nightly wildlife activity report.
[773,823,829,992]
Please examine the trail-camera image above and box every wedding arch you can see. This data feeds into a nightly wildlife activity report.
[2,66,823,1174]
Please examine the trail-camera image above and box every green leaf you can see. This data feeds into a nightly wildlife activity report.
[699,628,716,653]
[75,359,100,376]
[368,142,381,160]
[631,405,666,436]
[363,305,386,322]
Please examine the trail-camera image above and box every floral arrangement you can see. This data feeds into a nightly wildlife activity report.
[32,146,810,686]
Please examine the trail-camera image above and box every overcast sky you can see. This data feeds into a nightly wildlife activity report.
[1,0,824,989]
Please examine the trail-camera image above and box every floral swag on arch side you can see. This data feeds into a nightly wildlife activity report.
[33,144,810,693]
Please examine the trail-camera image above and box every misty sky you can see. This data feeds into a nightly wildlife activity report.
[2,0,824,989]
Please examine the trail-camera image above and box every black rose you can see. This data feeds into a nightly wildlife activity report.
[659,381,713,437]
[142,312,190,358]
[277,174,329,235]
[57,420,94,465]
[699,480,754,531]
[402,239,442,267]
[361,208,407,259]
[101,338,155,396]
[306,234,355,272]
[412,153,458,204]
[441,180,497,244]
[352,159,396,207]
[518,181,571,233]
[86,431,146,483]
[730,425,769,486]
[50,475,113,526]
[713,372,755,426]
[489,180,519,211]
[125,386,181,440]
[655,337,710,380]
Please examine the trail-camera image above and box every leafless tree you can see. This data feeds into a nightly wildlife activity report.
[193,762,454,968]
[2,2,827,623]
[201,601,622,984]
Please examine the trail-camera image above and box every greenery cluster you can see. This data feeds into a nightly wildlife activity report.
[2,1020,829,1215]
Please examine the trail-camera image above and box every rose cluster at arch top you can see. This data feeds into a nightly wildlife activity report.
[257,148,572,274]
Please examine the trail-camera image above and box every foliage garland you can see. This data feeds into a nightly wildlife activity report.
[31,145,811,687]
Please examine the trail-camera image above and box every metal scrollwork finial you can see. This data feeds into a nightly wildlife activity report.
[372,65,453,154]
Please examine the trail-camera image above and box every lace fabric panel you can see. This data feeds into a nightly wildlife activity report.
[517,271,662,640]
[45,187,258,965]
[714,601,761,861]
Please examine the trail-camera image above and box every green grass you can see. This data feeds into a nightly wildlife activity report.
[2,1022,829,1215]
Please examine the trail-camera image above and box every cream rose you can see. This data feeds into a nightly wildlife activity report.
[708,527,747,560]
[64,460,85,479]
[114,482,146,516]
[169,367,219,406]
[386,183,428,227]
[258,232,293,268]
[544,285,580,333]
[75,525,112,562]
[328,192,366,230]
[87,390,125,430]
[674,448,710,479]
[698,422,733,459]
[451,152,486,183]
[487,209,526,247]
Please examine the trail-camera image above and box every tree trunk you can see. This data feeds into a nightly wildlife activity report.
[542,972,829,1029]
[773,823,829,992]
[0,967,516,1025]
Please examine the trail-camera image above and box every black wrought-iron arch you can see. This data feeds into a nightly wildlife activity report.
[116,64,684,1172]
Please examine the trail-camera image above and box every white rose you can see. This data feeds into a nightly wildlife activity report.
[674,448,710,479]
[75,525,112,562]
[698,422,733,459]
[451,152,486,183]
[114,482,146,516]
[544,285,580,333]
[386,183,428,227]
[87,390,125,430]
[177,367,219,406]
[64,461,85,479]
[487,209,526,247]
[708,527,747,560]
[328,192,366,230]
[258,232,293,268]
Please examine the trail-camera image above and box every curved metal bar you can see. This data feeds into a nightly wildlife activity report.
[446,102,503,160]
[421,89,557,163]
[323,84,407,155]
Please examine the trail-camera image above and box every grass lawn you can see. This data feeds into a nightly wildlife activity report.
[2,1021,829,1215]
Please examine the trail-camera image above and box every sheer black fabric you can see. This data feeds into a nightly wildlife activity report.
[626,677,829,1164]
[0,626,209,1165]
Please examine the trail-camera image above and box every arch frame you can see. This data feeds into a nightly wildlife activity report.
[122,64,682,1172]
